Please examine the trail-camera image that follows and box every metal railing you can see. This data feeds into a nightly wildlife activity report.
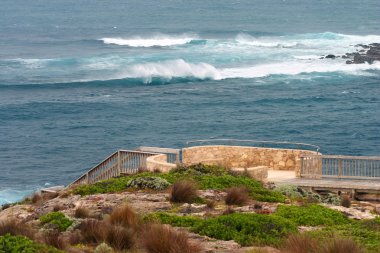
[69,147,181,186]
[301,155,380,180]
[186,139,320,152]
[69,150,158,186]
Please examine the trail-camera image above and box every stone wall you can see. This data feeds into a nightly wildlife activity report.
[182,145,319,177]
[146,154,177,173]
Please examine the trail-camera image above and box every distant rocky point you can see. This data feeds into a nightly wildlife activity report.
[321,43,380,64]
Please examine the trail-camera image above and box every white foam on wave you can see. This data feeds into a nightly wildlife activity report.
[100,34,197,47]
[220,61,380,79]
[111,59,380,83]
[117,59,221,83]
[0,188,34,205]
[236,33,300,48]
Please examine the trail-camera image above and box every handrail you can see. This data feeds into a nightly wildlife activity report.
[300,154,380,180]
[69,148,181,187]
[186,139,320,152]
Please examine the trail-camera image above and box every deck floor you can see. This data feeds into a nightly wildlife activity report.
[268,170,380,192]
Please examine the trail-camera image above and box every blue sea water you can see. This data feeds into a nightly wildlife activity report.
[1,0,380,204]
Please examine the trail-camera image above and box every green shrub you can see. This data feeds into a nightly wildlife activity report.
[306,222,380,252]
[274,185,322,203]
[275,204,349,226]
[72,168,285,203]
[196,175,285,202]
[171,164,228,176]
[144,212,201,228]
[0,234,63,253]
[126,177,170,191]
[39,212,73,232]
[195,213,296,246]
[149,212,296,246]
[322,193,341,205]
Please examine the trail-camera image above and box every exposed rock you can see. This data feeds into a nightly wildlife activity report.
[325,54,336,59]
[344,43,380,64]
[327,205,378,220]
[180,203,208,213]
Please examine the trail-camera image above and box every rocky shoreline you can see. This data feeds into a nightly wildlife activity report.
[321,43,380,64]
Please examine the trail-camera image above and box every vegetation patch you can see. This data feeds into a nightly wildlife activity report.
[39,212,73,232]
[147,212,296,246]
[126,176,170,191]
[72,164,285,202]
[0,234,63,253]
[274,204,349,226]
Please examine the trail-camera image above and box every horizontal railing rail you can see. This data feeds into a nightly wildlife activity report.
[300,154,380,180]
[137,146,180,164]
[186,139,320,152]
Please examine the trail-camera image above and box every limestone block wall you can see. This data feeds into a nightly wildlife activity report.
[182,145,319,177]
[146,154,177,173]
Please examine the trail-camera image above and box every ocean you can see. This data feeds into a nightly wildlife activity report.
[0,0,379,204]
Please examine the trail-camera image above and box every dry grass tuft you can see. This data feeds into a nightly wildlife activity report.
[206,200,216,209]
[225,187,249,206]
[31,193,43,204]
[320,237,364,253]
[222,206,235,215]
[79,219,108,243]
[142,224,201,253]
[108,205,138,229]
[75,207,91,219]
[43,230,67,250]
[170,180,198,203]
[53,204,63,212]
[341,195,351,208]
[0,219,34,239]
[105,225,135,250]
[282,233,319,253]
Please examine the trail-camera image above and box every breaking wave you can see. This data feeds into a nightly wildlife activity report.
[100,34,197,47]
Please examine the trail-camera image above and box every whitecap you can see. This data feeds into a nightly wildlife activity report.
[100,34,197,47]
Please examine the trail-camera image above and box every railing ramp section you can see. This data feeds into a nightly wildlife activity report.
[69,147,180,186]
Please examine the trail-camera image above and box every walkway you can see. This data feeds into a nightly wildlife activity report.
[268,170,380,192]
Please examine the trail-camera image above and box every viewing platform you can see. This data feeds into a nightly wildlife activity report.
[69,139,380,199]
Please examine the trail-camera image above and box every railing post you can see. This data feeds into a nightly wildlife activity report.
[338,159,342,178]
[86,172,89,184]
[117,150,121,176]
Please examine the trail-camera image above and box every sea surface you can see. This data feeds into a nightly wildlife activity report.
[0,0,380,204]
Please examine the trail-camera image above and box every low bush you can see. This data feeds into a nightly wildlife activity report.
[74,207,91,219]
[126,176,170,191]
[341,195,351,208]
[193,213,296,246]
[150,212,296,246]
[0,234,63,253]
[171,163,228,176]
[109,205,138,229]
[274,185,322,203]
[196,175,285,202]
[322,193,341,205]
[275,204,349,226]
[170,180,198,203]
[306,222,380,252]
[144,212,201,228]
[225,187,249,206]
[142,223,201,253]
[39,212,74,232]
[0,219,34,239]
